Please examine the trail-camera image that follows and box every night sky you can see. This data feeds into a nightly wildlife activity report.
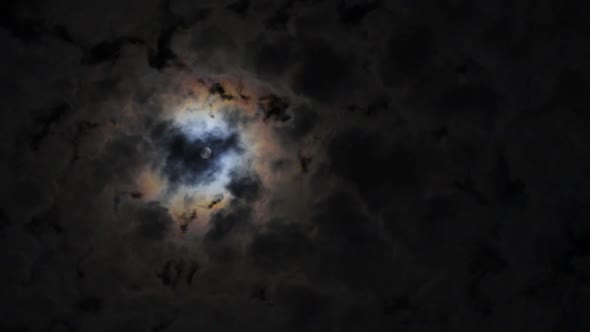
[2,0,590,331]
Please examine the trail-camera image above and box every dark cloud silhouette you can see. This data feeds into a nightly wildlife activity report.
[0,209,9,238]
[345,97,390,117]
[209,82,235,100]
[264,2,294,30]
[249,221,312,272]
[293,38,358,103]
[26,206,63,237]
[380,24,435,88]
[227,172,262,203]
[135,202,174,240]
[328,130,422,211]
[0,1,75,44]
[205,206,255,261]
[338,0,380,26]
[297,150,311,174]
[78,1,210,70]
[147,26,183,70]
[258,94,291,123]
[273,282,331,331]
[82,36,146,65]
[280,104,317,141]
[29,102,70,151]
[467,243,509,315]
[157,259,186,289]
[77,296,103,313]
[226,0,250,16]
[207,194,225,209]
[253,35,297,79]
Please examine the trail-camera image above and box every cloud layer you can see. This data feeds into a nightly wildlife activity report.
[2,0,590,331]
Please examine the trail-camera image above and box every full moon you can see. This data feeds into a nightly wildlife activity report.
[200,146,212,159]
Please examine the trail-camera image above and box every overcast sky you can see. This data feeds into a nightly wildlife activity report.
[1,0,590,331]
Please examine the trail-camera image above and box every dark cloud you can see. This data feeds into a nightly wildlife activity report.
[490,147,528,207]
[308,193,387,282]
[209,82,235,100]
[297,150,312,174]
[293,38,359,103]
[249,221,312,272]
[0,1,76,44]
[467,243,508,315]
[328,130,422,211]
[189,23,240,71]
[94,134,151,183]
[379,24,435,89]
[81,36,146,65]
[227,172,262,203]
[0,209,9,238]
[134,202,174,241]
[77,0,210,71]
[29,102,70,151]
[258,94,291,123]
[157,259,186,289]
[25,205,63,238]
[272,283,331,330]
[147,25,184,71]
[166,0,211,28]
[250,284,269,303]
[64,120,101,164]
[551,68,590,116]
[264,2,294,30]
[205,206,254,261]
[226,0,251,16]
[207,194,225,209]
[203,175,262,261]
[345,97,390,117]
[252,35,297,78]
[77,295,103,313]
[80,27,187,71]
[338,0,380,26]
[453,176,489,206]
[185,260,199,284]
[279,104,317,140]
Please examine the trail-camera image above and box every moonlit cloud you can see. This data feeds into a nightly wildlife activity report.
[124,74,304,235]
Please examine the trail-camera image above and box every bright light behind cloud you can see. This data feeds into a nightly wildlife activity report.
[147,99,252,234]
[131,74,304,236]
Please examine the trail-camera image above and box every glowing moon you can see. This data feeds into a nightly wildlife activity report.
[200,147,212,159]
